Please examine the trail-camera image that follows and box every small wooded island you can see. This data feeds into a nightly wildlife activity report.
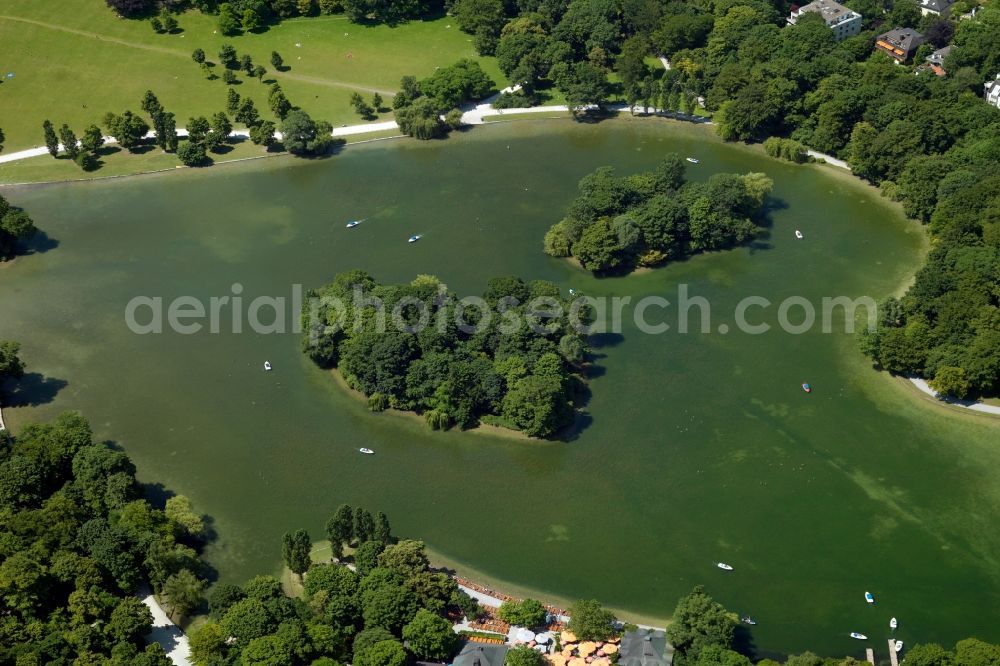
[304,272,588,438]
[544,153,773,274]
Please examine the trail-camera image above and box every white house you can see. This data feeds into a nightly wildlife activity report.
[919,0,954,15]
[788,0,863,40]
[985,75,1000,108]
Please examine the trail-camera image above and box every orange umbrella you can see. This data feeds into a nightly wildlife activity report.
[602,644,619,655]
[578,642,598,657]
[561,631,578,644]
[548,655,568,666]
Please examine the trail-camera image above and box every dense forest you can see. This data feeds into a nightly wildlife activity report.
[543,153,772,273]
[303,272,588,438]
[0,411,209,665]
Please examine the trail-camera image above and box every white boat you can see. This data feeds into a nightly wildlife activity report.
[717,562,733,571]
[895,641,904,653]
[890,617,897,630]
[346,219,363,228]
[865,591,874,604]
[741,616,756,625]
[408,234,422,243]
[795,230,803,239]
[686,157,699,164]
[359,447,375,455]
[263,361,272,371]
[850,633,867,641]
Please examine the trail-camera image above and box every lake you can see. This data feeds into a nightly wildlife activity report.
[2,118,998,657]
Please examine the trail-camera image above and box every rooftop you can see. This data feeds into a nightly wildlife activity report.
[876,27,925,54]
[453,642,510,666]
[792,0,861,25]
[619,629,673,666]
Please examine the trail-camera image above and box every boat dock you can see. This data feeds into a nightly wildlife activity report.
[888,640,900,666]
[865,648,874,665]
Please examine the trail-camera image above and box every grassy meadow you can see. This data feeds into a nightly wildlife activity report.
[0,0,504,153]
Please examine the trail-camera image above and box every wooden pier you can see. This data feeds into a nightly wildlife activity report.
[888,639,900,666]
[865,648,875,665]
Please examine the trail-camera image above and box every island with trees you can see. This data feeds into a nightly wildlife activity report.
[0,194,38,262]
[544,154,773,274]
[303,272,588,438]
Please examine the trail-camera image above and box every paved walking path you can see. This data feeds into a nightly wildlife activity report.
[806,149,850,170]
[140,588,192,666]
[908,377,1000,415]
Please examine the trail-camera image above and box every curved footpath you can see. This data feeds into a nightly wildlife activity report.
[908,377,1000,415]
[0,97,707,167]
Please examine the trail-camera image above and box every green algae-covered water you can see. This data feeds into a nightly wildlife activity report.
[3,119,999,657]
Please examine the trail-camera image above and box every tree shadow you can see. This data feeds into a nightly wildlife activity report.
[128,143,158,155]
[23,229,59,255]
[3,372,68,407]
[96,145,122,158]
[211,144,236,155]
[262,78,279,85]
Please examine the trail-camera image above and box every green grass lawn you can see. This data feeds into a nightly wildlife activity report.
[0,0,502,151]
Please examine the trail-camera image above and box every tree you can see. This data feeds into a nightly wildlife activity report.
[567,599,616,641]
[0,341,26,386]
[165,495,205,538]
[929,366,971,399]
[80,125,105,154]
[269,85,292,119]
[162,13,178,33]
[43,120,60,157]
[551,61,611,114]
[242,8,263,32]
[372,92,383,112]
[362,583,419,632]
[355,540,385,576]
[218,3,242,35]
[666,586,735,664]
[104,111,150,151]
[355,640,407,666]
[186,116,211,145]
[223,69,239,85]
[374,512,391,545]
[498,598,547,627]
[325,504,354,557]
[249,120,277,148]
[242,635,294,666]
[151,16,164,32]
[107,596,153,644]
[271,51,284,70]
[506,645,547,666]
[189,622,227,664]
[281,109,333,156]
[218,43,239,70]
[0,126,4,153]
[160,569,205,620]
[105,0,157,18]
[253,65,267,81]
[192,48,206,64]
[395,97,447,140]
[240,54,255,76]
[59,124,79,160]
[221,597,277,643]
[227,88,242,115]
[207,111,233,151]
[403,609,458,660]
[282,529,312,577]
[354,506,376,543]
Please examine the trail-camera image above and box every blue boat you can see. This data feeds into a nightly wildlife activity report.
[802,383,812,393]
[865,591,874,604]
